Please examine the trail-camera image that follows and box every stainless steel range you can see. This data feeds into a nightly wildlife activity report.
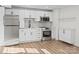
[41,27,51,41]
[43,30,51,37]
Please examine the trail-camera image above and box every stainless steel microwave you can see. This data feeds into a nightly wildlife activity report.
[40,17,50,21]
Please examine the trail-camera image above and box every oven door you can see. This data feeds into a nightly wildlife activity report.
[43,31,51,37]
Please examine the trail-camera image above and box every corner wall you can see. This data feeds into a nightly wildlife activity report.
[52,9,60,40]
[53,6,79,47]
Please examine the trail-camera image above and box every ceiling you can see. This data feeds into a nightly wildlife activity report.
[12,5,72,10]
[3,5,73,11]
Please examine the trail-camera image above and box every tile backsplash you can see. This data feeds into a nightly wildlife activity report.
[24,18,52,29]
[31,21,52,29]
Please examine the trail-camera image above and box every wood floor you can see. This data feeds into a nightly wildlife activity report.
[0,40,79,54]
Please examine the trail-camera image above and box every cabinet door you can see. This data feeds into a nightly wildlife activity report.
[25,10,30,18]
[25,29,31,42]
[5,9,12,15]
[59,28,74,44]
[19,10,25,28]
[19,19,24,28]
[19,29,26,42]
[12,9,19,15]
[59,29,64,40]
[48,12,53,21]
[5,9,19,15]
[30,11,40,21]
[44,12,52,21]
[30,11,36,18]
[63,29,71,43]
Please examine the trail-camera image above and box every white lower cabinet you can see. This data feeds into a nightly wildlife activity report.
[59,28,75,44]
[30,28,42,41]
[19,28,42,43]
[19,29,26,43]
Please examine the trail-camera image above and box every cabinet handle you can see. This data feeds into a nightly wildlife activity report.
[11,11,13,15]
[63,29,65,34]
[24,33,26,35]
[31,32,32,35]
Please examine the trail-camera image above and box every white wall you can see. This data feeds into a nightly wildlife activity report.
[53,6,79,47]
[52,9,60,40]
[0,7,5,42]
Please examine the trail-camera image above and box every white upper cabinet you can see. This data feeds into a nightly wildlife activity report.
[29,11,53,21]
[13,9,19,15]
[6,9,53,21]
[24,10,31,18]
[30,11,36,18]
[5,9,19,15]
[29,11,40,21]
[5,9,12,15]
[60,8,76,19]
[19,10,25,28]
[48,12,53,21]
[43,11,53,21]
[19,10,25,18]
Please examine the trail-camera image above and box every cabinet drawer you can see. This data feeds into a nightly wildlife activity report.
[32,33,41,36]
[32,35,41,37]
[32,37,41,41]
[32,32,41,34]
[36,36,41,38]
